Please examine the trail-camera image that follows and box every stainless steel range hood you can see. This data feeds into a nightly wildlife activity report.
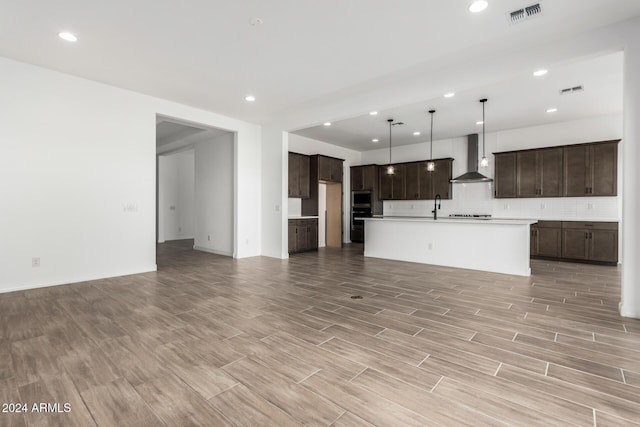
[450,134,493,183]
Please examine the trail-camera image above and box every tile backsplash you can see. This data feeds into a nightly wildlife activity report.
[383,182,620,221]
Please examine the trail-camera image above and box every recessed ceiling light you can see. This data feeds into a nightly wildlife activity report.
[476,121,484,125]
[323,122,332,126]
[244,95,256,102]
[372,138,379,143]
[444,92,455,98]
[413,132,421,136]
[546,108,558,113]
[533,69,548,77]
[369,111,378,116]
[469,1,488,13]
[58,32,78,42]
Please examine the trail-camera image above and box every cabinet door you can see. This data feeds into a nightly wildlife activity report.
[331,158,343,182]
[591,142,617,196]
[537,227,562,257]
[308,220,318,250]
[351,167,364,191]
[299,155,310,198]
[362,165,376,191]
[391,164,406,199]
[530,226,538,256]
[589,229,618,262]
[494,153,517,198]
[404,163,420,200]
[318,156,332,181]
[288,221,298,253]
[379,166,394,200]
[517,151,538,197]
[539,147,563,197]
[433,159,453,199]
[288,153,300,198]
[563,145,588,196]
[562,229,589,260]
[296,221,309,251]
[419,162,434,200]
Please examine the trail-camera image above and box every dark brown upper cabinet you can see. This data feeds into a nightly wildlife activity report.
[494,152,517,198]
[516,147,563,198]
[378,164,406,200]
[318,155,343,182]
[378,159,452,201]
[350,165,377,191]
[432,159,453,200]
[563,141,618,197]
[288,152,310,198]
[495,140,618,199]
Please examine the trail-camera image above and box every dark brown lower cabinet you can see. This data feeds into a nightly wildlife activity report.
[288,219,318,254]
[531,220,618,265]
[530,221,562,258]
[562,221,618,263]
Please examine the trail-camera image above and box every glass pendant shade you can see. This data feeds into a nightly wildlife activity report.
[427,109,436,172]
[480,99,488,168]
[386,118,395,175]
[480,156,489,167]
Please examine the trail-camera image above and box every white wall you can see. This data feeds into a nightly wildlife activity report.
[158,150,195,242]
[0,56,261,293]
[361,115,623,223]
[288,134,362,243]
[194,134,234,256]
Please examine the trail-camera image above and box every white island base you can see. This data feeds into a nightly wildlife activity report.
[363,217,538,277]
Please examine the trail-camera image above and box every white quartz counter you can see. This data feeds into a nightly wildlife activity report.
[288,216,319,219]
[362,216,536,276]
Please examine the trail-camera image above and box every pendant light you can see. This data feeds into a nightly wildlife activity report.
[480,98,489,167]
[426,109,436,172]
[386,118,395,175]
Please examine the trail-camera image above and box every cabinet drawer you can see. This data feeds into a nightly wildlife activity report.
[533,221,562,228]
[561,221,618,230]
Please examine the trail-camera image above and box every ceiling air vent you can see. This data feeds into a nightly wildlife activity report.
[508,2,543,24]
[559,85,584,95]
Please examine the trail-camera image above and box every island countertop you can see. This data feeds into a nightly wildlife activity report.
[361,216,537,225]
[362,216,535,276]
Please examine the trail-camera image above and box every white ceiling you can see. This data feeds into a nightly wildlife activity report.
[1,0,639,133]
[156,118,230,154]
[293,51,624,150]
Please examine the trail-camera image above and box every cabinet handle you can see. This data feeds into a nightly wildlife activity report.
[589,232,593,239]
[585,187,589,194]
[585,232,588,239]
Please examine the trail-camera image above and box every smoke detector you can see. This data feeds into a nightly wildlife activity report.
[508,3,543,24]
[559,85,584,95]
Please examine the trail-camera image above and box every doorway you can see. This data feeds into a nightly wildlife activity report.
[155,115,235,264]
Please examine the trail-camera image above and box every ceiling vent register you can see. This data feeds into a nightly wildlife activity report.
[559,85,584,95]
[508,3,542,24]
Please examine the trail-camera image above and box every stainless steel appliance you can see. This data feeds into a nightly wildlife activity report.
[351,206,372,243]
[352,191,372,208]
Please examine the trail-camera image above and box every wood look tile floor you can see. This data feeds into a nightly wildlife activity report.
[2,240,640,426]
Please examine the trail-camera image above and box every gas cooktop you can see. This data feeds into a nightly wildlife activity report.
[449,214,492,219]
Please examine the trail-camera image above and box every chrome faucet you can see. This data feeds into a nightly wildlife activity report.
[432,194,441,220]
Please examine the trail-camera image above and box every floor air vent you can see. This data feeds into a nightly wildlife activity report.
[559,85,584,95]
[508,3,543,24]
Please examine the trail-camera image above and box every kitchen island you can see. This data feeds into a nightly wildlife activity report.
[362,216,537,276]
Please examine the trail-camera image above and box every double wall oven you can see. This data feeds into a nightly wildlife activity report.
[351,191,372,243]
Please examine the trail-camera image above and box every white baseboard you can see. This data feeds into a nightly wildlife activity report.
[193,246,233,257]
[620,303,640,319]
[0,265,158,295]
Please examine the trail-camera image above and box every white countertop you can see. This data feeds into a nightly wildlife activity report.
[361,216,537,225]
[492,217,619,222]
[288,216,319,219]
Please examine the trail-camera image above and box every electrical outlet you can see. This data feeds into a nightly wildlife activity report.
[428,243,433,250]
[207,234,212,241]
[178,227,182,232]
[32,257,40,267]
[503,203,509,210]
[588,203,594,210]
[540,203,545,210]
[275,204,280,212]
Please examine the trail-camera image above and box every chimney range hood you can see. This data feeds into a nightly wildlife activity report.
[450,134,493,183]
